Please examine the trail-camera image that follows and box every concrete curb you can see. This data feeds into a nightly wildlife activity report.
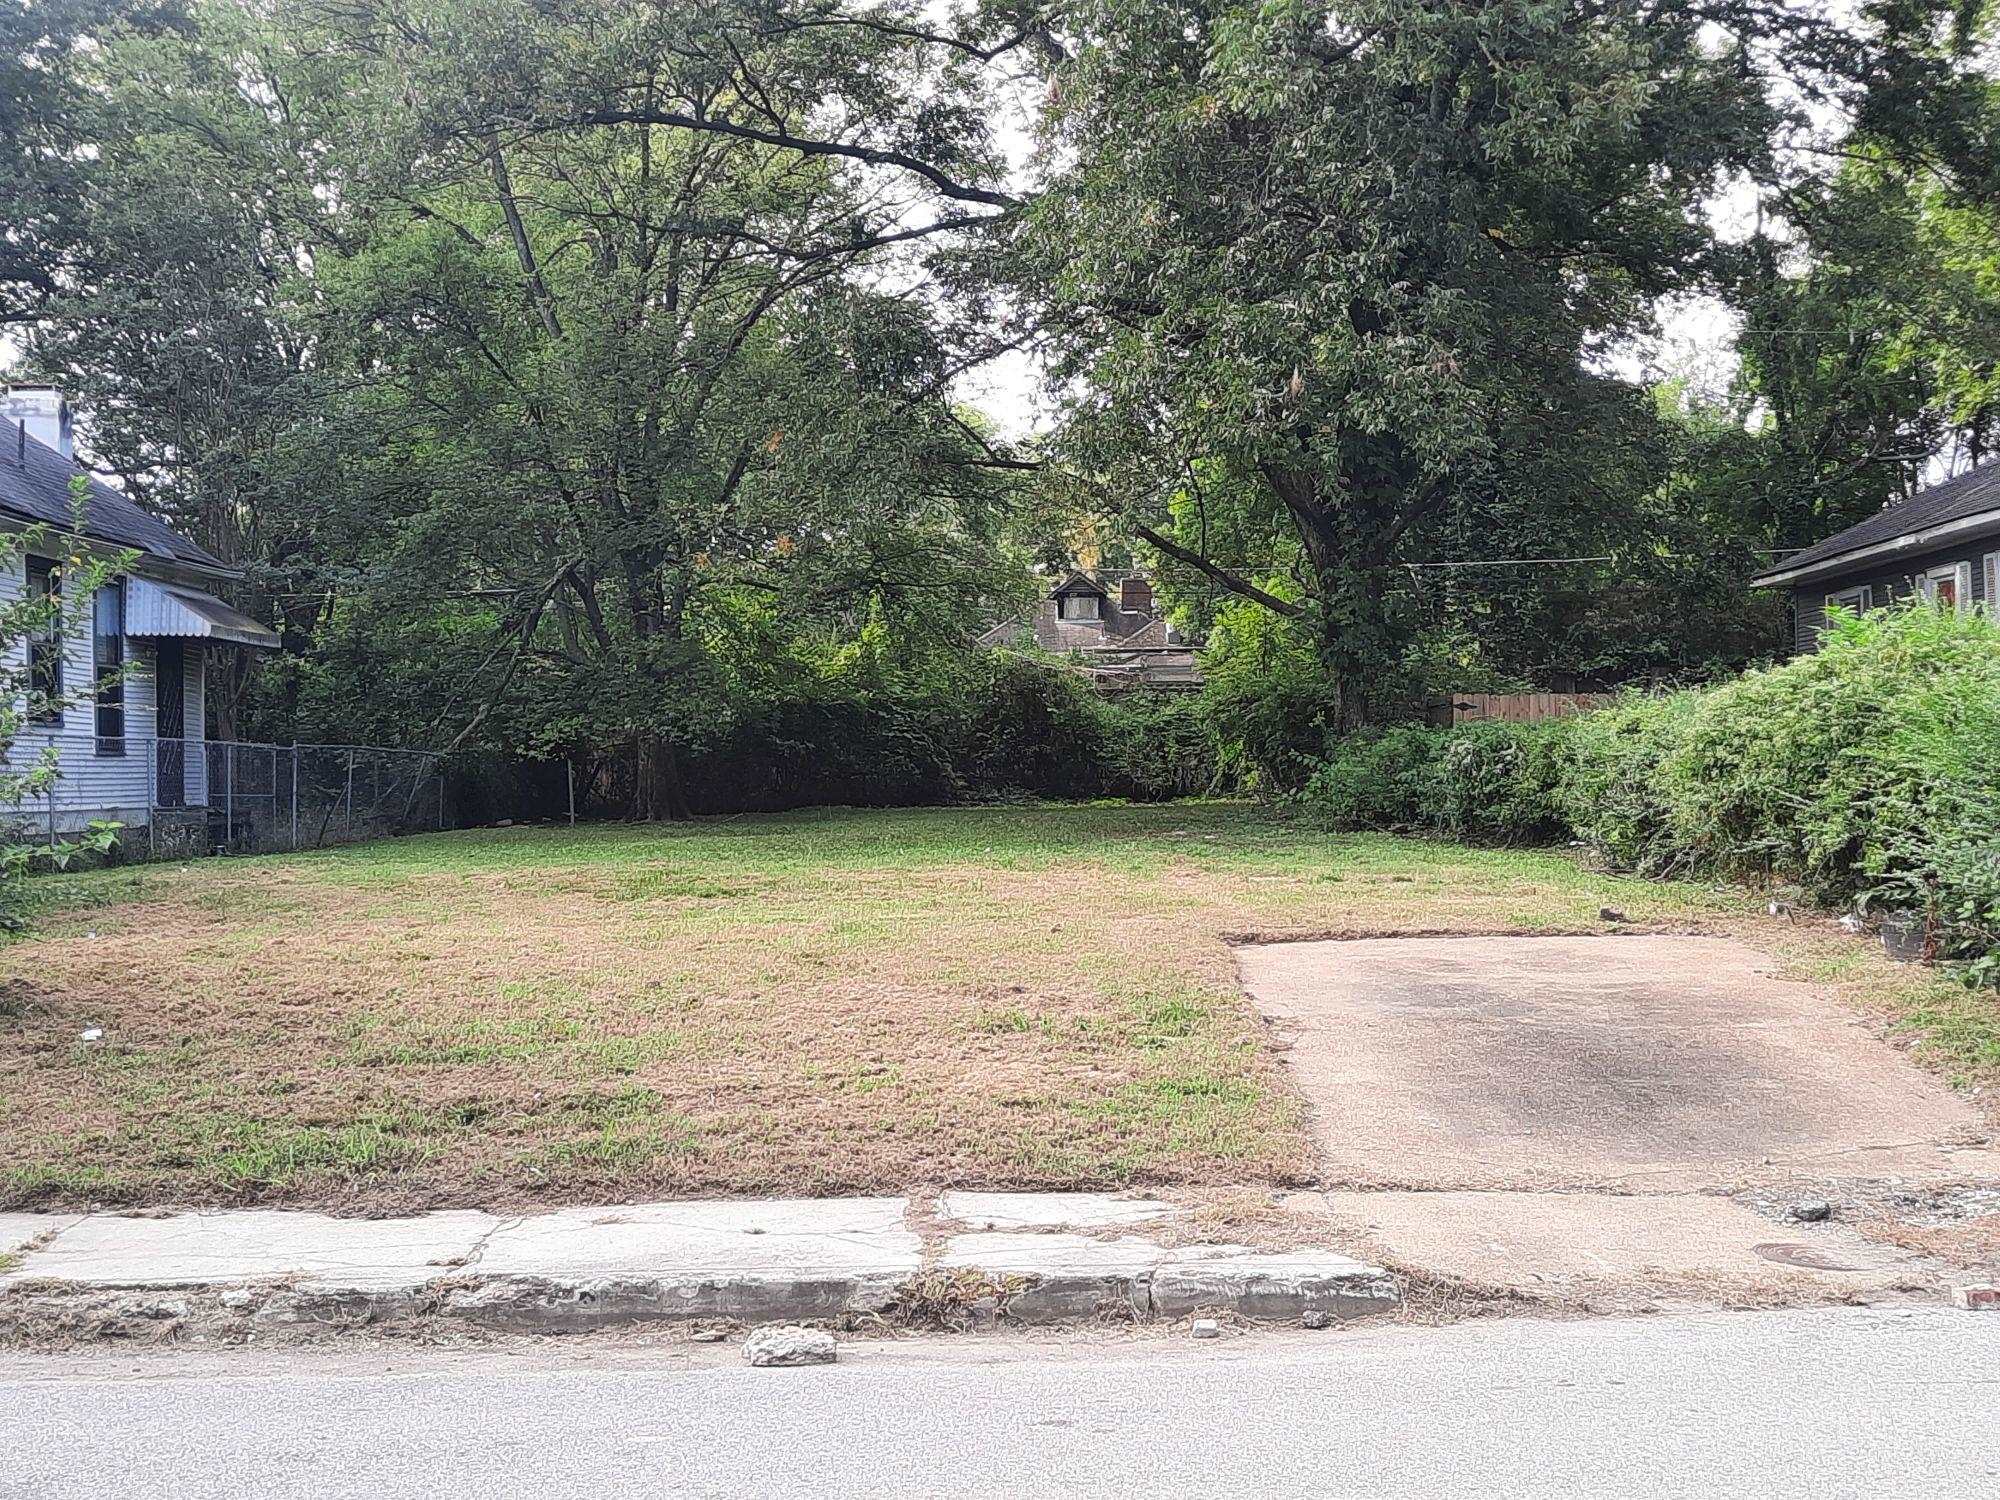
[0,1194,1400,1337]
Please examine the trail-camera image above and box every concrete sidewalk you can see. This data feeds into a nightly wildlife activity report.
[0,1192,1398,1335]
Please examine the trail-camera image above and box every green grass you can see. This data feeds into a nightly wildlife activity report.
[1900,985,2000,1085]
[3,799,1974,1211]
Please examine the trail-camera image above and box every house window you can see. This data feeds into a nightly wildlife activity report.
[1919,562,1972,612]
[1823,584,1871,619]
[94,581,124,755]
[1984,552,1997,613]
[24,556,61,725]
[1058,593,1102,621]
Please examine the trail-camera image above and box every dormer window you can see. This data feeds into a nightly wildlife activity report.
[1059,592,1103,621]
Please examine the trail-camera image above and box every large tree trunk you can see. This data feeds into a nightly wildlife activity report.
[207,647,257,742]
[1277,472,1402,734]
[1313,563,1396,734]
[635,733,694,822]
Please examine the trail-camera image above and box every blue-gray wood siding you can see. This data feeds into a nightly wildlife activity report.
[2,551,208,827]
[1788,538,1999,654]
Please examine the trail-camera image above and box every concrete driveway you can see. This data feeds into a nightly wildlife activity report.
[1236,934,2000,1303]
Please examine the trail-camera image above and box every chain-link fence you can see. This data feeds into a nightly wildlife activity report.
[26,739,446,860]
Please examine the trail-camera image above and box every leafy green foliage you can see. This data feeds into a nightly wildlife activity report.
[1437,722,1573,845]
[1093,691,1221,802]
[1296,605,2000,984]
[15,0,2000,832]
[1298,720,1568,845]
[1566,607,2000,971]
[1023,0,1984,722]
[22,0,1033,815]
[1297,727,1446,833]
[1194,596,1339,790]
[0,0,194,325]
[1551,690,1700,875]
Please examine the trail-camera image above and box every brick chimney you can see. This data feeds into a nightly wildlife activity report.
[1,386,73,460]
[1119,575,1154,616]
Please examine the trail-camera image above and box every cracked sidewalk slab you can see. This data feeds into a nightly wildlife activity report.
[1317,1190,1936,1302]
[0,1210,501,1294]
[935,1192,1182,1232]
[0,1193,1397,1335]
[932,1232,1397,1324]
[449,1198,924,1331]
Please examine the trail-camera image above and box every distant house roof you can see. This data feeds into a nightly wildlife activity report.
[1751,462,2000,588]
[976,568,1201,689]
[1109,618,1171,649]
[0,422,228,572]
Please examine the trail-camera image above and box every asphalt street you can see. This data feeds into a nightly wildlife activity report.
[2,1307,1994,1498]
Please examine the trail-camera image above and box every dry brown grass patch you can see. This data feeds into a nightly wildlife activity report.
[0,803,1901,1212]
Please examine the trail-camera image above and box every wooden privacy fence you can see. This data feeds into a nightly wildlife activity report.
[1440,692,1615,725]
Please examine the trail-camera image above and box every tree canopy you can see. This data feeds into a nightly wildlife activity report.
[1022,0,1999,721]
[9,0,2000,807]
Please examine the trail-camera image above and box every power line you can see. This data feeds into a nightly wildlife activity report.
[1398,548,1800,570]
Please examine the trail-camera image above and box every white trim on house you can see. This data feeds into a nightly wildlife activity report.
[0,513,239,590]
[1751,507,2000,588]
[1985,551,1998,612]
[1918,560,1974,612]
[1058,593,1102,621]
[1823,583,1872,617]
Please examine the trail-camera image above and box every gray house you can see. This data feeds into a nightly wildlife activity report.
[1751,462,2000,652]
[1,386,279,832]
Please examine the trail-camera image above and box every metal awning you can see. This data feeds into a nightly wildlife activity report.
[125,577,281,649]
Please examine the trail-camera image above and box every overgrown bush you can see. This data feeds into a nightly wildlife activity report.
[1198,597,1341,791]
[1095,690,1223,801]
[1298,727,1446,830]
[1296,605,2000,984]
[1298,719,1570,843]
[462,648,1220,819]
[1619,606,2000,971]
[1437,719,1573,843]
[1556,690,1700,872]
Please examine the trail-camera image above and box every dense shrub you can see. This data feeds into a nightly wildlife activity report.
[1299,720,1570,843]
[464,651,1219,818]
[1437,719,1573,843]
[1198,598,1341,791]
[1095,690,1223,800]
[1298,727,1447,830]
[1296,606,2000,982]
[1614,607,2000,972]
[1556,690,1700,872]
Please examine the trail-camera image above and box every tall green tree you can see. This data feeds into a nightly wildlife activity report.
[1022,0,1990,726]
[22,0,1035,807]
[264,0,1025,813]
[1730,153,2000,552]
[23,5,328,736]
[0,1,192,326]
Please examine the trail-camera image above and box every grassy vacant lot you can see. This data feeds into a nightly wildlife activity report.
[1,802,1986,1213]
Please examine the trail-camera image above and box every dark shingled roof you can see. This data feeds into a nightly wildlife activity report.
[0,423,226,570]
[1754,461,2000,583]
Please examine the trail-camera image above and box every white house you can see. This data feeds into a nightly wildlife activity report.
[1,386,279,837]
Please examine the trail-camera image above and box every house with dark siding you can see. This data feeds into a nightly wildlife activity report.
[1750,462,2000,653]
